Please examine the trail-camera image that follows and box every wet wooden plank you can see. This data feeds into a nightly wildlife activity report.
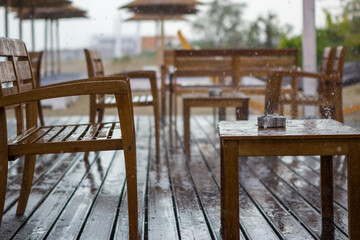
[43,151,118,239]
[1,115,352,239]
[4,117,78,207]
[246,157,347,239]
[279,156,348,207]
[1,116,88,238]
[191,116,291,239]
[114,116,152,239]
[144,116,179,239]
[259,156,348,235]
[33,126,65,143]
[79,152,126,239]
[165,121,214,239]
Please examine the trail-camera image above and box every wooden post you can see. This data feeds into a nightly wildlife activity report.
[160,15,165,67]
[44,19,48,77]
[5,1,9,37]
[18,7,23,40]
[31,6,35,51]
[56,20,61,74]
[302,0,317,117]
[50,19,55,76]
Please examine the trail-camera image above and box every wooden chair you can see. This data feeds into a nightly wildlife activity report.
[0,38,138,239]
[29,51,45,126]
[84,49,160,158]
[266,46,346,122]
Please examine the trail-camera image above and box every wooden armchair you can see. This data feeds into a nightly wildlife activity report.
[29,51,45,126]
[84,49,160,158]
[0,38,138,239]
[266,46,346,123]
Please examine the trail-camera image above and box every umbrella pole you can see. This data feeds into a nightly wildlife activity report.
[44,19,48,77]
[50,19,55,76]
[56,20,61,74]
[160,15,165,66]
[18,7,23,40]
[155,20,160,67]
[5,1,9,37]
[31,6,35,51]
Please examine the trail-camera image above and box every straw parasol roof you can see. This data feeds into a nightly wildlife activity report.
[121,0,200,15]
[121,0,201,65]
[126,13,185,21]
[0,0,71,7]
[16,5,87,20]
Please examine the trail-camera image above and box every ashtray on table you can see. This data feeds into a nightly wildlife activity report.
[257,115,286,129]
[208,89,222,97]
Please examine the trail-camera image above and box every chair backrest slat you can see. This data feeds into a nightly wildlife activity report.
[332,46,346,79]
[0,38,35,98]
[319,47,335,75]
[84,49,105,78]
[29,51,43,88]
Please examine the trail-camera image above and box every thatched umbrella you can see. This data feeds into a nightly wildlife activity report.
[120,0,200,64]
[17,5,87,75]
[0,0,71,38]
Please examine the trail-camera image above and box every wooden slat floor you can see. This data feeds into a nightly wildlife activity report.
[1,115,349,239]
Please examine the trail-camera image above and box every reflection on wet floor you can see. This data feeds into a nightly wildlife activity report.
[1,115,350,239]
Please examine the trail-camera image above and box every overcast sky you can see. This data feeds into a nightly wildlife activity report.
[0,0,342,51]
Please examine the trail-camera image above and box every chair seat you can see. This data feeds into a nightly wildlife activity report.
[98,94,154,107]
[8,122,123,159]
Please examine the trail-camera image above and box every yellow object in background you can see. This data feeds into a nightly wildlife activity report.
[177,30,192,50]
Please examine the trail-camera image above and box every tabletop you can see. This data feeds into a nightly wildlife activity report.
[218,119,360,140]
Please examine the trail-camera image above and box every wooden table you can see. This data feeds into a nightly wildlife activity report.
[218,119,360,239]
[183,93,249,156]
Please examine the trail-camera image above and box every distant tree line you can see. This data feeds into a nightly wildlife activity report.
[192,0,291,49]
[192,0,360,65]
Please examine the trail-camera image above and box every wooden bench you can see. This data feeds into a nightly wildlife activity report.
[169,49,298,124]
[0,38,138,239]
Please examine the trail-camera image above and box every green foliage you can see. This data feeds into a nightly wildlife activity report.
[192,0,247,48]
[279,0,360,66]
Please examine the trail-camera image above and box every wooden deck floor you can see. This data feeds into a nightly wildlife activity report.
[1,115,349,239]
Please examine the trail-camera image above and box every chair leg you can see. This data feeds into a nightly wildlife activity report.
[154,104,160,160]
[174,92,178,131]
[16,155,36,215]
[169,91,173,128]
[89,95,96,124]
[0,152,8,225]
[97,108,105,123]
[37,100,45,126]
[124,149,138,240]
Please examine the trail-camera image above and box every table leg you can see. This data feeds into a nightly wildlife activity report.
[348,141,360,239]
[169,73,173,127]
[221,140,239,239]
[183,101,190,157]
[236,100,249,120]
[320,156,333,220]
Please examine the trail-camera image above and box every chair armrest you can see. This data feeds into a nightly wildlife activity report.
[0,77,130,108]
[109,71,158,92]
[109,70,156,82]
[274,70,342,83]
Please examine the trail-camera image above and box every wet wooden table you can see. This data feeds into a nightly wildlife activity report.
[183,93,249,156]
[218,119,360,239]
